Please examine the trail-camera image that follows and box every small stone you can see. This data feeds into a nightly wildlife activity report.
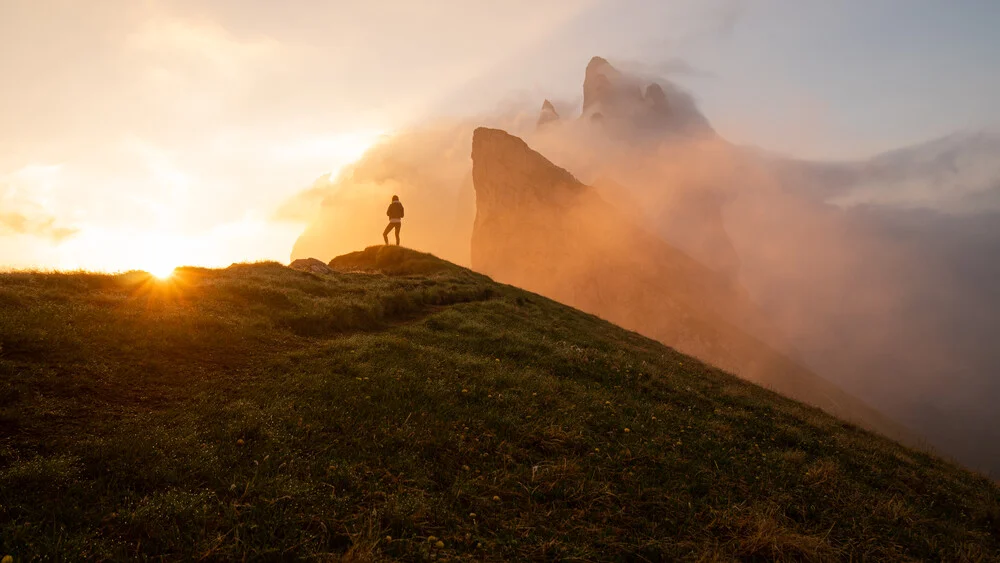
[435,540,445,549]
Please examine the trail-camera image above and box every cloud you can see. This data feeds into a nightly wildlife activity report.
[0,212,77,241]
[0,164,78,242]
[128,18,282,75]
[618,57,714,80]
[716,0,747,37]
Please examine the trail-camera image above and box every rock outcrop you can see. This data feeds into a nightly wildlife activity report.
[289,258,334,275]
[471,127,906,440]
[536,100,559,127]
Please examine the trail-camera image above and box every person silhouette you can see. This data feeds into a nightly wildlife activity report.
[383,195,404,245]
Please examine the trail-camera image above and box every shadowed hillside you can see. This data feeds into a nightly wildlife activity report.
[0,248,997,560]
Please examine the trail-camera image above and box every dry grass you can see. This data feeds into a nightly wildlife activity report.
[711,505,838,561]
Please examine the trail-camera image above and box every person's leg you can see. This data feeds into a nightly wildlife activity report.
[382,223,393,244]
[393,223,401,246]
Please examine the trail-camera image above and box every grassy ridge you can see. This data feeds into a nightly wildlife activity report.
[0,246,998,561]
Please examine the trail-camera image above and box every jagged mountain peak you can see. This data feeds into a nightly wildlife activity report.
[582,56,639,116]
[537,99,560,127]
[567,56,713,137]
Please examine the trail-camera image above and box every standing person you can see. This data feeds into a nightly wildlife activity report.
[383,195,404,245]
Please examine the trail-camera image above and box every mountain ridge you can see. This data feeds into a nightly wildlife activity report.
[469,126,908,445]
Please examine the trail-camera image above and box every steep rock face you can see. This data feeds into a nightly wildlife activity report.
[471,127,905,440]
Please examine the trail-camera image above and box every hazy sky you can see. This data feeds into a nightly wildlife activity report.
[1,0,998,271]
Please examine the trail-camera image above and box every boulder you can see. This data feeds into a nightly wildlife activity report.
[289,258,334,275]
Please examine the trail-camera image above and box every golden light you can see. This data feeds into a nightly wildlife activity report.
[148,264,176,279]
[137,236,183,279]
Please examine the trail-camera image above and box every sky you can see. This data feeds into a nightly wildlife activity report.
[1,0,998,272]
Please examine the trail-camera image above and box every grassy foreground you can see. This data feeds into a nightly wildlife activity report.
[0,246,998,561]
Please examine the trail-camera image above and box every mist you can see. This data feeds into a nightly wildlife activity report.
[288,58,1000,475]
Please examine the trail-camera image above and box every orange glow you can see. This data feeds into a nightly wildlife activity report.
[149,265,176,279]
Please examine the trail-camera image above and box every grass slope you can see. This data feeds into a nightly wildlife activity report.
[0,246,998,561]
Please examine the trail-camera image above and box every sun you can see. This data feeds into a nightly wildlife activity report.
[148,263,176,279]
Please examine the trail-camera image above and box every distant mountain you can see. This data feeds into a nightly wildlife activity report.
[548,56,715,140]
[528,57,737,280]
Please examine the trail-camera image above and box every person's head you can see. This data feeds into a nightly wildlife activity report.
[392,195,399,202]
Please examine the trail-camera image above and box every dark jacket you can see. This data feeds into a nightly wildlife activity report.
[387,201,404,220]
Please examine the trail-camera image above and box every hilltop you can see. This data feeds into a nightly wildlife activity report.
[1,247,998,560]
